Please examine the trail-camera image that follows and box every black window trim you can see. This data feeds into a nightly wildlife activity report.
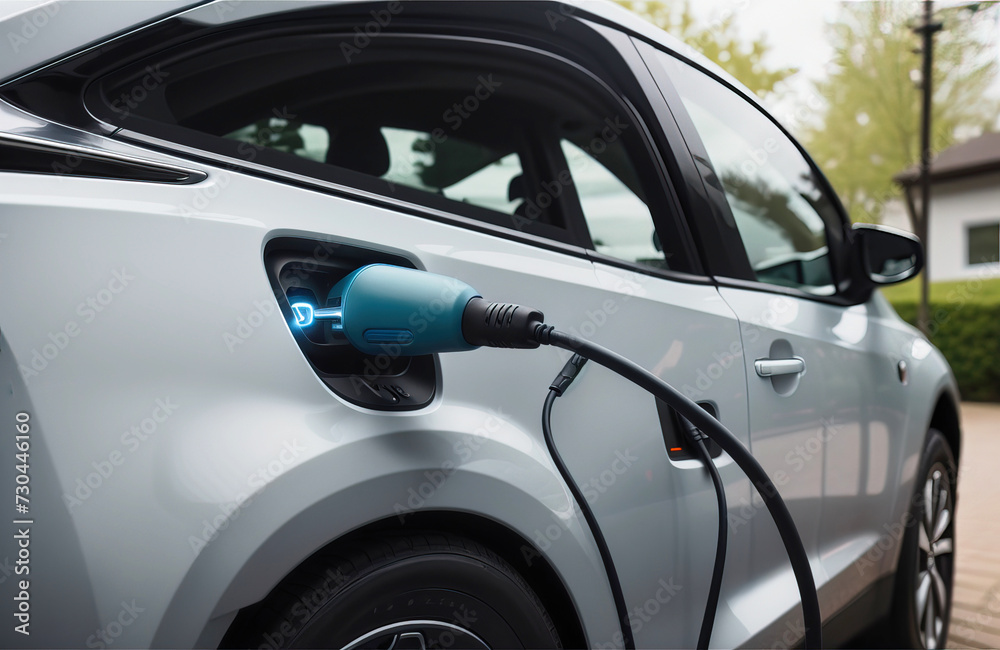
[0,131,207,184]
[623,35,757,284]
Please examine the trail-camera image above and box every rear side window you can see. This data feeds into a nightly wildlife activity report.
[221,117,525,218]
[89,30,693,272]
[560,139,663,269]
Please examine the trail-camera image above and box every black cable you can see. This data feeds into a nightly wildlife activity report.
[542,355,636,650]
[535,327,823,650]
[690,432,727,650]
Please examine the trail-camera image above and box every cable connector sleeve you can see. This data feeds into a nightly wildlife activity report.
[462,297,544,349]
[549,354,588,396]
[680,416,710,442]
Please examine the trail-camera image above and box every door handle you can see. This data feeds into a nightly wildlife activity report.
[754,357,805,377]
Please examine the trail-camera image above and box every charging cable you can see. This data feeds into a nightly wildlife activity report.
[682,416,728,650]
[542,354,636,650]
[532,327,821,650]
[545,354,727,650]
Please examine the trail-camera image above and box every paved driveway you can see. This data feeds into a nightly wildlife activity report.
[948,402,1000,648]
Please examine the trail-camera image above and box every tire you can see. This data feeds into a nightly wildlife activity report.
[885,429,957,649]
[223,532,562,649]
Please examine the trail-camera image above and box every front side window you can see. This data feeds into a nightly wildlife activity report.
[967,223,1000,265]
[657,53,843,293]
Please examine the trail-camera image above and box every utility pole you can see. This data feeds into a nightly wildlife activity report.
[914,1,942,336]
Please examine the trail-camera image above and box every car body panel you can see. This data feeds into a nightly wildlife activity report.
[0,0,197,85]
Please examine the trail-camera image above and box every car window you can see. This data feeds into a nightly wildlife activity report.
[657,54,841,293]
[224,121,524,218]
[92,34,691,271]
[560,139,664,269]
[380,128,524,216]
[225,119,329,163]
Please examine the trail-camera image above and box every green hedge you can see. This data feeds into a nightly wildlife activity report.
[890,300,1000,402]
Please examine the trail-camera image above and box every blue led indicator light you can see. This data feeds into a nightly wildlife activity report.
[291,302,314,327]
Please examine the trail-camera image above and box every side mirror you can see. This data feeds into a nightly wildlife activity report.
[852,223,924,285]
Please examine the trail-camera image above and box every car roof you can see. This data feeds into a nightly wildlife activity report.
[0,0,196,84]
[0,0,759,108]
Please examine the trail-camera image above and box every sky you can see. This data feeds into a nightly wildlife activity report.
[682,0,1000,136]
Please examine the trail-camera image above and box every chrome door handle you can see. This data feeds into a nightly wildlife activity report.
[754,357,805,377]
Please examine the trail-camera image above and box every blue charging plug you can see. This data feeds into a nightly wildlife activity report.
[325,264,480,355]
[291,264,545,355]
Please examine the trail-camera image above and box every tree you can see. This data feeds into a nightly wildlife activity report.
[614,1,797,98]
[802,2,999,224]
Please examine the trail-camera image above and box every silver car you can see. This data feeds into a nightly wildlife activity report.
[0,1,960,648]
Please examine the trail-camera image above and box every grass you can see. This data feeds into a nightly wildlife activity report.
[878,274,1000,304]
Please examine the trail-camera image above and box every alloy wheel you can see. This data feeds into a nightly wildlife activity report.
[914,465,954,649]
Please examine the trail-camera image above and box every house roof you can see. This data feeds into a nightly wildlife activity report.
[895,132,1000,185]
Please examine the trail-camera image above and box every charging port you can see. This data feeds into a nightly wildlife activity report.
[263,237,437,411]
[657,399,722,460]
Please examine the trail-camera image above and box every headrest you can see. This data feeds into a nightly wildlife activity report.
[508,174,527,202]
[326,126,390,178]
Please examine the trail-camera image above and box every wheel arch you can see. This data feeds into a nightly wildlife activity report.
[150,457,614,650]
[928,391,961,465]
[219,510,587,649]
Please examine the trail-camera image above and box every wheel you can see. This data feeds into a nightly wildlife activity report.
[886,429,957,649]
[223,532,562,649]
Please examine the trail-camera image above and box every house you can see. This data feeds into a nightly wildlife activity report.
[892,132,1000,282]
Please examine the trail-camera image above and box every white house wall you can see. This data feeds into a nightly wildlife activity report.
[925,171,1000,282]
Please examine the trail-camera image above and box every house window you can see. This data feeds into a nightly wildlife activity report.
[968,223,1000,265]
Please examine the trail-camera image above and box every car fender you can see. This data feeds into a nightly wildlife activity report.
[150,408,619,648]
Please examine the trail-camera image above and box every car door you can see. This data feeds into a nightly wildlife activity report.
[637,41,909,641]
[538,93,757,648]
